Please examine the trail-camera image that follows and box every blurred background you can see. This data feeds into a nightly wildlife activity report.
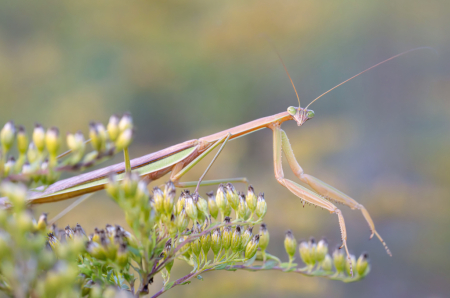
[0,0,449,297]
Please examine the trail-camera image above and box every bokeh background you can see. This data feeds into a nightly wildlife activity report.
[1,0,449,297]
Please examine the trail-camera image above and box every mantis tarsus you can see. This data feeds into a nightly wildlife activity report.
[21,47,430,274]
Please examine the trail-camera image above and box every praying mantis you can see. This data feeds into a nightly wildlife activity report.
[20,47,429,272]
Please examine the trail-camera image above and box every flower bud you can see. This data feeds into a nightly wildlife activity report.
[1,121,15,153]
[191,238,202,257]
[96,123,108,147]
[176,208,189,232]
[346,254,356,277]
[27,142,39,163]
[299,241,312,265]
[116,244,129,268]
[17,126,28,155]
[122,172,138,198]
[153,187,165,214]
[241,227,253,248]
[47,233,60,250]
[237,194,248,220]
[194,193,209,217]
[308,237,317,265]
[255,192,267,218]
[225,183,239,210]
[45,127,60,157]
[118,113,133,132]
[231,225,242,253]
[211,229,221,256]
[89,123,102,152]
[65,225,74,240]
[164,181,176,215]
[321,254,333,272]
[284,230,297,260]
[245,235,260,259]
[201,232,212,254]
[32,123,45,152]
[215,184,228,214]
[316,238,328,263]
[222,226,232,251]
[36,213,48,231]
[356,253,370,277]
[184,195,198,222]
[206,191,219,219]
[333,248,346,273]
[105,175,120,200]
[74,223,87,239]
[115,128,133,151]
[259,223,270,252]
[247,186,257,212]
[107,114,120,142]
[175,192,186,215]
[4,157,15,176]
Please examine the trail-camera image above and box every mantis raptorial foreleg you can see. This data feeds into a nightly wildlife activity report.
[278,127,391,256]
[270,123,353,275]
[170,133,248,191]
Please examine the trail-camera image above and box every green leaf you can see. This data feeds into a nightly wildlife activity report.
[262,260,278,269]
[127,246,141,257]
[244,254,257,266]
[214,263,231,270]
[181,281,191,286]
[164,281,175,291]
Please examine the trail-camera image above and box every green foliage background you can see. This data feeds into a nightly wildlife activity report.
[1,1,448,297]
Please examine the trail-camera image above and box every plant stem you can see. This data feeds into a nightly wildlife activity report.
[123,147,131,174]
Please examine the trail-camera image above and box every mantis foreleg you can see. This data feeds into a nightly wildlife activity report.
[270,123,353,275]
[278,127,391,256]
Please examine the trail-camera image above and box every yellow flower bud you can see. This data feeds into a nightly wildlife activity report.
[164,181,176,215]
[176,208,189,232]
[259,223,270,252]
[211,229,221,256]
[316,239,328,263]
[241,227,253,249]
[32,123,45,152]
[221,226,232,251]
[284,230,297,260]
[333,248,346,273]
[118,113,133,132]
[356,253,370,277]
[225,183,239,210]
[1,121,15,154]
[191,238,202,257]
[194,193,209,216]
[206,191,219,219]
[237,194,248,220]
[231,225,242,253]
[89,123,101,152]
[115,128,133,151]
[256,193,267,218]
[27,142,39,163]
[45,127,60,157]
[107,114,120,142]
[299,241,312,265]
[215,184,228,214]
[201,232,212,254]
[36,213,48,231]
[17,126,28,155]
[246,185,257,212]
[3,157,15,176]
[321,254,333,272]
[153,186,165,213]
[184,195,198,222]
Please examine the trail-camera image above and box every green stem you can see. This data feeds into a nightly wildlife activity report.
[123,147,131,174]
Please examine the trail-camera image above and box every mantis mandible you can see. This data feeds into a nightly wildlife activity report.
[22,47,429,270]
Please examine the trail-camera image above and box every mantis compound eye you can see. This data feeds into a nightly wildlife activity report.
[306,110,315,119]
[287,106,297,116]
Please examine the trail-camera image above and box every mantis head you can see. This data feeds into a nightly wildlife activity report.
[287,106,314,126]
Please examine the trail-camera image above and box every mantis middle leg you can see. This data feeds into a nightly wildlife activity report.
[277,125,391,256]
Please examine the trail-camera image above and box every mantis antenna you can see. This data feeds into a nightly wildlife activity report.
[263,35,301,108]
[305,47,434,109]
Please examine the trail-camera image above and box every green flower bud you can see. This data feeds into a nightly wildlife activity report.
[201,232,212,254]
[308,237,317,265]
[224,199,232,217]
[184,195,198,222]
[284,230,297,260]
[153,186,165,214]
[299,241,312,265]
[246,185,257,212]
[122,172,138,198]
[105,175,120,200]
[321,254,333,272]
[118,113,133,132]
[1,121,15,154]
[211,229,221,256]
[231,225,242,253]
[222,226,232,251]
[35,212,48,231]
[194,193,209,216]
[333,248,346,273]
[191,238,202,257]
[164,181,176,215]
[206,191,219,219]
[245,234,260,259]
[259,223,270,252]
[176,208,189,232]
[96,123,108,148]
[17,126,28,155]
[45,127,60,157]
[115,128,133,151]
[237,194,248,220]
[27,142,39,163]
[87,240,106,260]
[241,226,253,249]
[168,214,178,237]
[107,114,120,142]
[32,123,45,152]
[346,254,356,277]
[216,184,228,214]
[356,253,370,277]
[225,183,239,210]
[316,238,328,263]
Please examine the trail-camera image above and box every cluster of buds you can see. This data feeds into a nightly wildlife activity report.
[0,113,133,185]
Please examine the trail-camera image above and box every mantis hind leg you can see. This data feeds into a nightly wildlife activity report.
[270,123,353,276]
[279,128,391,256]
